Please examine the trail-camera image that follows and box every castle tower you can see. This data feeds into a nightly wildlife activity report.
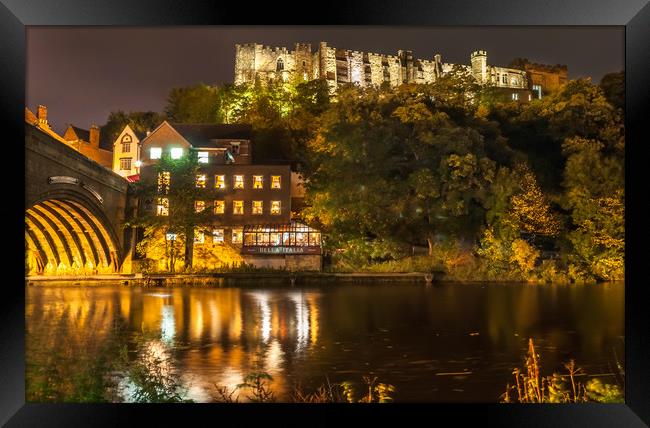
[470,50,488,84]
[398,50,415,83]
[234,43,258,85]
[293,43,313,81]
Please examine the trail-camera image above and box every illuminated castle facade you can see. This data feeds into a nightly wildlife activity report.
[234,42,550,101]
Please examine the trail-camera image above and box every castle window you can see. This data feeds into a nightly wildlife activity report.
[528,94,532,101]
[230,142,240,155]
[252,201,263,215]
[213,228,224,244]
[196,174,206,188]
[253,175,263,189]
[156,198,169,216]
[171,147,183,159]
[215,175,225,189]
[276,58,284,71]
[194,230,204,244]
[271,175,281,189]
[532,84,543,99]
[197,151,209,164]
[231,228,243,244]
[120,158,132,171]
[150,147,162,159]
[512,93,519,101]
[233,200,244,215]
[157,171,170,194]
[233,175,244,189]
[502,75,508,84]
[195,200,205,213]
[270,200,281,215]
[214,200,225,214]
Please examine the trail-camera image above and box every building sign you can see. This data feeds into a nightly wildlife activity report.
[241,246,321,255]
[48,176,103,204]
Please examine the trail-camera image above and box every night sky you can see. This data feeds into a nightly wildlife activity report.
[26,26,624,134]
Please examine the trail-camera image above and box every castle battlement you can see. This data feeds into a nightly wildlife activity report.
[234,41,566,95]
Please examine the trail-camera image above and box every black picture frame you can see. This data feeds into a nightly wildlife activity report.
[2,0,648,426]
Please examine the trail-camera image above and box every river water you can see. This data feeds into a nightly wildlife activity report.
[26,282,624,402]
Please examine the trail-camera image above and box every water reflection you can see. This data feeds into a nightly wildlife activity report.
[26,283,624,402]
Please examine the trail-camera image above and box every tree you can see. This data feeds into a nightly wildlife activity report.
[303,83,497,262]
[561,137,624,281]
[599,71,624,111]
[101,110,164,148]
[509,163,561,236]
[165,83,223,123]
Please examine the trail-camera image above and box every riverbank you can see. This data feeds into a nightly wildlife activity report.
[26,271,444,287]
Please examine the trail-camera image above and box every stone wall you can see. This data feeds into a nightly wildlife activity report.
[234,41,546,96]
[285,254,322,271]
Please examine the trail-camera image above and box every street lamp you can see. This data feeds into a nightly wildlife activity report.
[166,232,177,274]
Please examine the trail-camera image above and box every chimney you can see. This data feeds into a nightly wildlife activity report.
[89,124,100,148]
[37,104,48,126]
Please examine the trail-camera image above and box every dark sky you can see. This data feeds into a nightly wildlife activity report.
[26,26,624,134]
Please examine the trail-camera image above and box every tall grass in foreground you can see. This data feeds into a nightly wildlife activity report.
[501,338,624,403]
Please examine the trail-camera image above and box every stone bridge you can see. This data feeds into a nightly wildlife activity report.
[25,124,136,275]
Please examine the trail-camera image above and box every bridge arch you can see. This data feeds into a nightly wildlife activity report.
[25,188,123,276]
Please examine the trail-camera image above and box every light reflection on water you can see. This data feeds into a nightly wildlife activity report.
[26,283,624,402]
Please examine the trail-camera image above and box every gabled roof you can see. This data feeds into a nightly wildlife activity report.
[169,123,252,148]
[67,125,90,142]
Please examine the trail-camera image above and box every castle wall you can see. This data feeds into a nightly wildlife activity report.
[233,42,554,96]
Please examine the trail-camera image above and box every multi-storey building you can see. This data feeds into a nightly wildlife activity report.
[111,124,146,179]
[138,121,322,271]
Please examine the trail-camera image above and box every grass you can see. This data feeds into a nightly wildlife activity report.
[501,338,624,403]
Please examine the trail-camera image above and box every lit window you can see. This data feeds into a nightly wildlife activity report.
[528,94,532,101]
[122,142,131,153]
[213,228,224,244]
[156,198,169,216]
[194,230,204,244]
[270,200,281,215]
[230,143,240,155]
[214,200,225,214]
[215,175,225,189]
[233,175,244,189]
[271,175,281,189]
[232,228,243,244]
[512,93,519,101]
[233,200,244,215]
[198,151,209,164]
[150,147,162,159]
[157,171,170,194]
[170,147,183,159]
[252,200,263,215]
[120,158,132,170]
[196,174,206,188]
[253,175,263,189]
[532,84,543,99]
[195,200,205,213]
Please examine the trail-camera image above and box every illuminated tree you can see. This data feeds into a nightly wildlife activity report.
[509,163,561,236]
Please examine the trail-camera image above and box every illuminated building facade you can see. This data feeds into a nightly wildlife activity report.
[138,121,322,271]
[111,124,146,179]
[234,42,552,102]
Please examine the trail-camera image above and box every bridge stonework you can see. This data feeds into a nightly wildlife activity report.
[25,124,137,275]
